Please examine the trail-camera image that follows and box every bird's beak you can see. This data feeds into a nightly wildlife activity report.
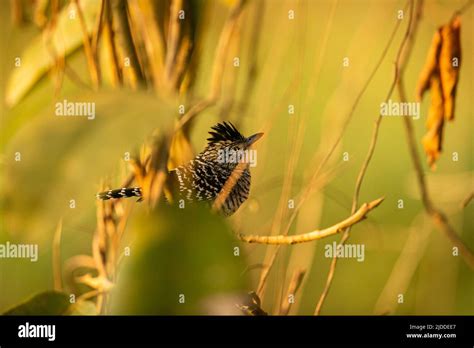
[246,132,264,147]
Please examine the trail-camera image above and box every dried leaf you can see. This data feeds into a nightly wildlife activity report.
[422,74,445,169]
[167,127,195,170]
[415,30,442,101]
[416,16,462,169]
[439,16,461,121]
[3,291,70,315]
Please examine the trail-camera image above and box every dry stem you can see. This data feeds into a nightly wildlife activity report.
[73,0,100,89]
[52,219,63,291]
[280,269,306,315]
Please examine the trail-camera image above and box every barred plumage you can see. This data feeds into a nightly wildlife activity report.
[96,187,142,200]
[97,122,263,216]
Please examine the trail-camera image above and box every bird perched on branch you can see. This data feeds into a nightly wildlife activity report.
[97,122,263,216]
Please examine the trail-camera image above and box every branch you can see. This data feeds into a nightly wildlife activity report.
[238,197,384,245]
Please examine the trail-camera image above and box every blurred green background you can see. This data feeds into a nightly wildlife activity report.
[0,0,472,315]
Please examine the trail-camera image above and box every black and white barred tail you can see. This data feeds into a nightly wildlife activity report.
[96,187,142,200]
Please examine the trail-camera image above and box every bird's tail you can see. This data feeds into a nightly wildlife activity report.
[96,187,142,200]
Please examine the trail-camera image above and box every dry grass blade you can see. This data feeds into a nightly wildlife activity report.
[461,192,473,208]
[314,0,416,315]
[52,219,63,291]
[373,213,429,315]
[255,163,341,298]
[255,0,338,301]
[280,269,306,315]
[212,162,247,213]
[110,0,144,88]
[175,0,247,130]
[99,1,121,87]
[257,0,409,302]
[164,0,185,90]
[73,0,100,89]
[130,0,166,91]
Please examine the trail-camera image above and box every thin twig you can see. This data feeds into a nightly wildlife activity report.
[238,197,384,245]
[315,0,416,315]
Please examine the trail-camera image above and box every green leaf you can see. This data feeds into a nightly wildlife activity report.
[3,291,70,315]
[110,204,249,315]
[5,0,101,107]
[2,90,175,241]
[3,291,98,315]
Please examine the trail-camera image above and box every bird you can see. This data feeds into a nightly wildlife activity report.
[97,122,263,216]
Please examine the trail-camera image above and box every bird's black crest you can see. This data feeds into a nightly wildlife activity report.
[207,121,245,144]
